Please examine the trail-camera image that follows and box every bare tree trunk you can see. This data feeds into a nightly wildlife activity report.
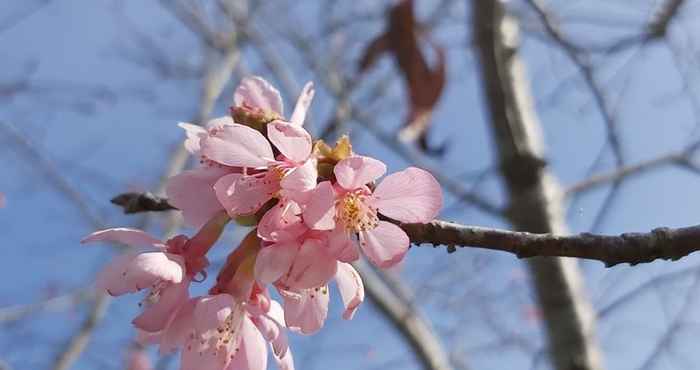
[471,1,603,370]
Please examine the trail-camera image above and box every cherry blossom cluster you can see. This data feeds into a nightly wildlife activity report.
[82,76,443,370]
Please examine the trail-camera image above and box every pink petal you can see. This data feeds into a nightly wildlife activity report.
[166,167,229,228]
[267,121,312,163]
[179,115,235,156]
[95,251,140,296]
[125,252,185,288]
[359,221,409,268]
[245,305,292,368]
[372,167,442,223]
[284,239,338,289]
[180,336,227,370]
[0,192,4,208]
[280,159,317,194]
[260,300,289,357]
[214,173,278,216]
[181,295,242,370]
[252,313,280,344]
[82,228,164,249]
[274,348,295,370]
[133,278,191,332]
[280,287,329,335]
[213,173,242,215]
[254,242,298,285]
[247,289,272,317]
[325,226,359,262]
[225,316,268,370]
[160,298,197,354]
[201,124,274,168]
[257,203,305,242]
[335,263,364,320]
[334,156,387,190]
[234,76,284,115]
[205,116,235,131]
[193,294,236,335]
[302,181,336,231]
[178,122,207,154]
[266,300,286,325]
[289,81,315,126]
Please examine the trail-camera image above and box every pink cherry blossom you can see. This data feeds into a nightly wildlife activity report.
[178,116,235,158]
[278,262,364,334]
[161,293,293,370]
[81,228,184,295]
[82,214,227,333]
[250,300,290,361]
[168,117,240,229]
[278,285,329,335]
[232,76,314,127]
[335,262,365,320]
[208,120,316,218]
[305,156,442,268]
[80,76,447,370]
[82,228,190,332]
[167,166,232,229]
[234,76,284,118]
[198,76,316,218]
[182,294,263,370]
[254,205,337,290]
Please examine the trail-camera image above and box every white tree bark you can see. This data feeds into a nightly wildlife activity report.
[471,1,604,369]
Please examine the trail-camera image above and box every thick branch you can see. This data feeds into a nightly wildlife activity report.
[110,192,700,267]
[404,220,700,267]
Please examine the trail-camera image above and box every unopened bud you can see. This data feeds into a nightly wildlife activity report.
[231,105,281,132]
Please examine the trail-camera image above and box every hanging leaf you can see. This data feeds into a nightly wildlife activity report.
[359,0,447,156]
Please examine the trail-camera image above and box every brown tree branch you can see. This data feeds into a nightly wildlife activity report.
[404,220,700,267]
[109,192,700,267]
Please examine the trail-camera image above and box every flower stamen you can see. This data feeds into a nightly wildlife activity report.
[337,191,379,233]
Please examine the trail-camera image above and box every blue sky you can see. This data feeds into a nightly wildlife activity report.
[3,1,700,369]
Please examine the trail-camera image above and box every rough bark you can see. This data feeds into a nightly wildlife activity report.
[471,1,604,370]
[110,192,700,267]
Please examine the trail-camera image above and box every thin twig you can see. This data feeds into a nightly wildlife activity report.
[0,290,95,324]
[525,0,623,167]
[564,139,700,198]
